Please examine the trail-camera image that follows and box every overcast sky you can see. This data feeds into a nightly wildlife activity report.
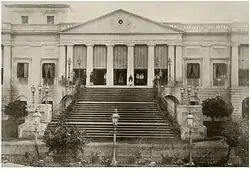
[2,1,249,23]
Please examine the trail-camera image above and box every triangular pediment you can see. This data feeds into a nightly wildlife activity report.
[61,9,182,34]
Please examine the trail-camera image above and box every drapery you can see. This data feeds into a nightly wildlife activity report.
[42,63,55,78]
[187,63,200,79]
[213,63,226,79]
[73,45,87,69]
[239,45,249,69]
[113,45,128,69]
[134,45,148,69]
[154,44,168,69]
[17,63,28,78]
[93,45,107,69]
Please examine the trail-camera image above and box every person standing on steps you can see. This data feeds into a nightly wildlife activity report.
[128,75,133,86]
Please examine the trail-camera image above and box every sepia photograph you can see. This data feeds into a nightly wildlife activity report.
[0,0,249,167]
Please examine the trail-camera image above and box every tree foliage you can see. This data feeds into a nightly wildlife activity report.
[202,96,234,121]
[4,100,28,121]
[43,120,88,163]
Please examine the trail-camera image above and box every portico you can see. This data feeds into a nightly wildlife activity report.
[59,9,183,88]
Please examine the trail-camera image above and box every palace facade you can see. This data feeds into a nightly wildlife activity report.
[1,4,249,120]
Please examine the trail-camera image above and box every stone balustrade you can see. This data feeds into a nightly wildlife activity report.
[59,23,78,31]
[165,22,248,33]
[2,22,248,34]
[12,24,59,33]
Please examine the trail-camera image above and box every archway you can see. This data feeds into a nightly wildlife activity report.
[164,95,180,116]
[41,96,54,111]
[15,95,29,105]
[242,97,249,119]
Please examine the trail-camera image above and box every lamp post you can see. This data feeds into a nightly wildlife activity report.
[38,82,43,100]
[77,59,81,82]
[111,109,120,167]
[31,83,36,105]
[68,58,72,80]
[180,85,198,105]
[44,84,49,104]
[168,58,172,86]
[187,111,194,167]
[33,109,41,158]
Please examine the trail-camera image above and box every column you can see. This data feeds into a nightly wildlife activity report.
[202,45,211,87]
[59,45,66,81]
[66,45,73,79]
[147,44,155,87]
[168,45,175,85]
[3,45,11,87]
[107,44,114,86]
[176,45,183,84]
[231,44,239,86]
[127,44,134,86]
[86,44,93,86]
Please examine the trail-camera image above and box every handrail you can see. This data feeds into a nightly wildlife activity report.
[52,78,81,118]
[154,79,180,137]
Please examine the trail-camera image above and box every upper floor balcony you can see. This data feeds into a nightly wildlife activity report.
[164,22,248,33]
[1,22,77,34]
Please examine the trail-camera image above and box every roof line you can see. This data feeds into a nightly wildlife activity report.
[61,9,183,33]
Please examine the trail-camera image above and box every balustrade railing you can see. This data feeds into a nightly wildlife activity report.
[52,78,81,118]
[153,79,180,137]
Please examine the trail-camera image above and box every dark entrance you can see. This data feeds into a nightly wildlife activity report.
[93,69,107,85]
[73,69,86,85]
[134,69,147,86]
[114,69,127,85]
[155,69,168,85]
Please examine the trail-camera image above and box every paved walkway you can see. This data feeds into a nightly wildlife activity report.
[2,163,28,167]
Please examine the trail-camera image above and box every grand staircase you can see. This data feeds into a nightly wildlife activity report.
[48,88,178,143]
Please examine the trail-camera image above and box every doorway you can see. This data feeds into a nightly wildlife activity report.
[93,69,107,85]
[73,69,86,85]
[134,69,147,86]
[114,69,127,85]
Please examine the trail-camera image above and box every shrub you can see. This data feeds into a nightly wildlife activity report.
[220,120,249,166]
[4,100,28,137]
[202,96,234,121]
[43,120,88,164]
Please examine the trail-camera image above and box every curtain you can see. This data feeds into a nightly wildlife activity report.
[73,45,87,69]
[134,45,148,69]
[42,63,55,78]
[17,63,28,78]
[187,63,200,79]
[113,45,127,69]
[93,45,107,69]
[239,45,249,69]
[214,63,226,79]
[154,44,168,69]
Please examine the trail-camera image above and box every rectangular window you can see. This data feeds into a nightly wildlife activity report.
[17,63,29,78]
[239,69,249,86]
[187,63,200,86]
[42,63,55,85]
[47,16,54,24]
[239,45,249,86]
[17,63,29,85]
[213,63,227,86]
[21,16,28,24]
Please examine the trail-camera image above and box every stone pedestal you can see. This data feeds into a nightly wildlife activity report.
[177,105,207,141]
[18,104,52,139]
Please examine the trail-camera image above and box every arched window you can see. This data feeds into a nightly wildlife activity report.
[242,97,249,119]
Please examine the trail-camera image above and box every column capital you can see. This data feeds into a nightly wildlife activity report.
[106,43,114,47]
[86,43,94,47]
[147,43,156,47]
[127,43,135,47]
[231,43,240,47]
